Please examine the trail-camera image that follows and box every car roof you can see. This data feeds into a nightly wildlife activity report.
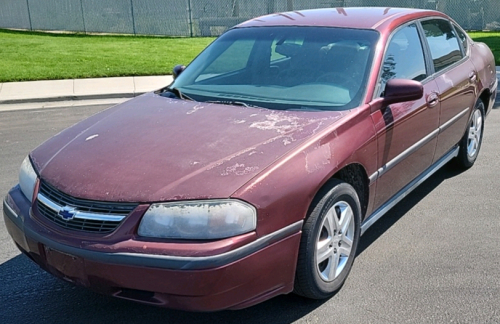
[236,7,448,32]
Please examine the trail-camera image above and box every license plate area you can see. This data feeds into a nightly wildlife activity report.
[44,246,85,282]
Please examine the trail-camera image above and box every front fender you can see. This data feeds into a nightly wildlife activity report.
[232,106,377,237]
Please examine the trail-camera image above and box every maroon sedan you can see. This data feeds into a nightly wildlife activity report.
[4,8,497,311]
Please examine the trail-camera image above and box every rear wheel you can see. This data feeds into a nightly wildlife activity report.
[294,179,361,299]
[455,100,485,169]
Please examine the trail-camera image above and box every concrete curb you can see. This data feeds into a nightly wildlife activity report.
[0,92,137,105]
[0,75,173,106]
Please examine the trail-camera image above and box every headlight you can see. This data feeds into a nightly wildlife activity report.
[19,156,37,202]
[138,199,257,240]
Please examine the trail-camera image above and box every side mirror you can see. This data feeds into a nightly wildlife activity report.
[383,79,423,105]
[173,65,186,79]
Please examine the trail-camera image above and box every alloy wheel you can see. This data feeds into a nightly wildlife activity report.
[467,108,483,158]
[315,201,355,282]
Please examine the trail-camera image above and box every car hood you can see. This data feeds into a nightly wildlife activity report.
[31,93,347,202]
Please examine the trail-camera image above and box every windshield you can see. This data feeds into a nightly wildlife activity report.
[168,26,379,111]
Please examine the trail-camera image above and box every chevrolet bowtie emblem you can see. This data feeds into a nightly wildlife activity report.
[58,206,76,220]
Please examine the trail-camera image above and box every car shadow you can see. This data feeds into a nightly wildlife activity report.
[357,162,465,256]
[0,163,466,324]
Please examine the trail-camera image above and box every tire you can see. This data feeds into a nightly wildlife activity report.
[455,100,485,169]
[294,179,361,299]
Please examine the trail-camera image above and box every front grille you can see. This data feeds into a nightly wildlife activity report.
[36,180,138,233]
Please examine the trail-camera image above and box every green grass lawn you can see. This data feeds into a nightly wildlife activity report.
[468,31,500,65]
[0,29,215,82]
[0,29,499,83]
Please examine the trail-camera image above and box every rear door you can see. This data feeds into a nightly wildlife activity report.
[420,18,477,162]
[371,23,441,210]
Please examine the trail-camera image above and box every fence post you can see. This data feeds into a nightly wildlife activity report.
[80,0,87,33]
[130,0,137,35]
[267,0,276,14]
[188,0,193,37]
[232,0,239,17]
[26,0,33,31]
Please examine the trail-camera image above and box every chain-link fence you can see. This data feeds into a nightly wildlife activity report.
[0,0,498,36]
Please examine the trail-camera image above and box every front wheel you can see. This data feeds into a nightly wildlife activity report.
[294,179,361,299]
[455,100,485,169]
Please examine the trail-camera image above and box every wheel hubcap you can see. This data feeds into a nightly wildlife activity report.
[316,201,355,282]
[467,109,482,158]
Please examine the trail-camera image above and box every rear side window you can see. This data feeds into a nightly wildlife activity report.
[453,23,469,54]
[421,19,463,72]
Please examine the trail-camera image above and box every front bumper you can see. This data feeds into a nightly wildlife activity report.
[3,186,302,311]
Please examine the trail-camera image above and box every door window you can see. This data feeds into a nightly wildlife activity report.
[421,19,463,72]
[379,24,427,95]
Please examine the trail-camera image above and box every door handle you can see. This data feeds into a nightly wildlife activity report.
[469,71,477,82]
[427,92,439,108]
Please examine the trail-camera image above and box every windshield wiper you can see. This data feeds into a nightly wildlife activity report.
[164,87,194,101]
[206,100,260,108]
[285,107,327,111]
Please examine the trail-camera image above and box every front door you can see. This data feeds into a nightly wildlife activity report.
[370,23,441,210]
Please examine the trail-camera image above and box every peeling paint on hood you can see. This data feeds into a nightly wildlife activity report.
[31,93,348,202]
